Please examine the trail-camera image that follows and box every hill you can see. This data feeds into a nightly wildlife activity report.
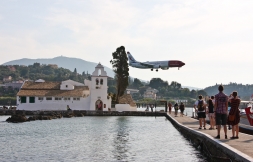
[204,83,253,100]
[182,86,202,91]
[2,56,115,77]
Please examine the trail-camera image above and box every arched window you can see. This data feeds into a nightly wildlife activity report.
[100,79,103,85]
[96,78,99,85]
[98,69,101,76]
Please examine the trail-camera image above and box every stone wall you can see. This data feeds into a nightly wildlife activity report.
[0,109,165,117]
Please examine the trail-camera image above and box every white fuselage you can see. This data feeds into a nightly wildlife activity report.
[129,61,169,69]
[127,51,185,71]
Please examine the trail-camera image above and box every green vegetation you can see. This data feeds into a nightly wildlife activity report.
[0,97,16,106]
[128,78,207,104]
[0,63,91,83]
[0,63,92,104]
[0,86,19,97]
[110,46,129,103]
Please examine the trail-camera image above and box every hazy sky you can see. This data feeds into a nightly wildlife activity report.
[1,0,253,89]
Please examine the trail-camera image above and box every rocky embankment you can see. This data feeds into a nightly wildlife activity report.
[5,110,78,123]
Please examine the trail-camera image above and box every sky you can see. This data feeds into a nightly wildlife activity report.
[1,0,253,89]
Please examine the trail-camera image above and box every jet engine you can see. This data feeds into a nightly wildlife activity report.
[161,67,169,70]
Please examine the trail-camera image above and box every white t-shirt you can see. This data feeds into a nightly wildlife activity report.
[194,100,206,112]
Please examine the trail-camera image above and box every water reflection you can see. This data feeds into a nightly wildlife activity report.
[113,117,130,160]
[0,116,207,162]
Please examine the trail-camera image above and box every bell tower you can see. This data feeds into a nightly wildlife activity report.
[89,63,108,110]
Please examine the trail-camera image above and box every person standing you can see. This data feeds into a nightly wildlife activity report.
[214,85,228,139]
[67,105,71,111]
[168,102,172,114]
[194,95,206,129]
[179,102,185,117]
[174,103,179,117]
[98,101,102,110]
[227,94,233,130]
[208,96,215,130]
[227,91,241,139]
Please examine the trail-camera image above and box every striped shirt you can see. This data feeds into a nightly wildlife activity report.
[215,92,228,114]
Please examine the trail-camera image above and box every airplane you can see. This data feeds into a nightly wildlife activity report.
[127,51,185,72]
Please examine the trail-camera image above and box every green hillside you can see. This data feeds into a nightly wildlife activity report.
[2,56,115,77]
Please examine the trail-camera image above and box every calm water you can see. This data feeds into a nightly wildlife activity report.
[0,116,207,162]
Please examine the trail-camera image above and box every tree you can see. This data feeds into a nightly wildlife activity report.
[149,78,167,89]
[170,81,181,89]
[131,78,143,89]
[110,46,129,103]
[190,90,197,98]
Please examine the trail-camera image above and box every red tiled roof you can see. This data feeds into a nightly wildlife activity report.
[17,86,89,97]
[17,81,89,97]
[21,81,61,90]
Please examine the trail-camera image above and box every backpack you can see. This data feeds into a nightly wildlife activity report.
[174,104,178,110]
[197,100,204,111]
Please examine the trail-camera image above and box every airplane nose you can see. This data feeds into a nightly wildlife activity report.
[181,61,185,66]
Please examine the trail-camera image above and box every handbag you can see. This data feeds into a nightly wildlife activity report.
[228,114,235,121]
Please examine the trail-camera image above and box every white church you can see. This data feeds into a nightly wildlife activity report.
[16,63,112,111]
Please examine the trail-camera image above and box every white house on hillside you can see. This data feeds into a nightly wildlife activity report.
[143,87,158,99]
[16,63,111,111]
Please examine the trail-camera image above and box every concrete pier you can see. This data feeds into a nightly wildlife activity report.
[165,112,253,162]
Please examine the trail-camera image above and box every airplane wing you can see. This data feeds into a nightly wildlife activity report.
[140,62,154,68]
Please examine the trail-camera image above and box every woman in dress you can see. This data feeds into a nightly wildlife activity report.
[227,91,241,139]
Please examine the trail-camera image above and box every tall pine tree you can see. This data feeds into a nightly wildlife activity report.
[110,46,129,103]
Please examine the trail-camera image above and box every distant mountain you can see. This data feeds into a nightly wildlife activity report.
[2,56,115,77]
[182,86,202,91]
[204,83,253,99]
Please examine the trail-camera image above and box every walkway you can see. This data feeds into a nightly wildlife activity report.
[167,112,253,161]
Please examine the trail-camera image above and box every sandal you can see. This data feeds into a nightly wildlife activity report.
[209,127,212,130]
[198,127,202,129]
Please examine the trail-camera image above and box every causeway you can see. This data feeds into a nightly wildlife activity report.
[166,112,253,161]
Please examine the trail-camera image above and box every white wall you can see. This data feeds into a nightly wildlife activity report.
[17,96,91,111]
[115,104,137,111]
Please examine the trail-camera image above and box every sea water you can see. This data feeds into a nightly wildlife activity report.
[0,116,207,162]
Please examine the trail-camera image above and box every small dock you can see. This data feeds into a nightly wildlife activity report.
[166,112,253,161]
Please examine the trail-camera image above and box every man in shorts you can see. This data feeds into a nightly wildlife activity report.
[194,95,206,129]
[214,85,228,139]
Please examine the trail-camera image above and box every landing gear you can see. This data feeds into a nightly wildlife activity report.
[156,69,158,72]
[151,69,153,71]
